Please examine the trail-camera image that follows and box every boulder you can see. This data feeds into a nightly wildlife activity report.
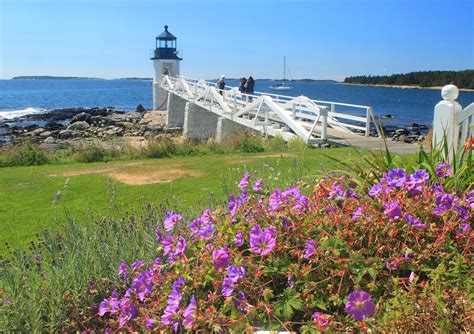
[39,131,53,138]
[136,104,146,113]
[44,136,55,144]
[71,112,91,124]
[58,130,76,139]
[117,121,133,129]
[67,121,90,131]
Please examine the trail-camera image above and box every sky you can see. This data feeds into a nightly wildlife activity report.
[0,0,473,80]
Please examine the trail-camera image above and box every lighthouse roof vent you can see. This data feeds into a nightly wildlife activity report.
[157,25,177,40]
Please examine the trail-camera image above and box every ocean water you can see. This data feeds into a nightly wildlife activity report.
[1,79,473,127]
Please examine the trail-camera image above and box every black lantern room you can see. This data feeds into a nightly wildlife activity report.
[151,25,182,60]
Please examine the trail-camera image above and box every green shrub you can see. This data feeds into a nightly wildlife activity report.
[142,138,177,158]
[75,146,107,163]
[287,136,307,152]
[265,135,287,152]
[0,144,49,167]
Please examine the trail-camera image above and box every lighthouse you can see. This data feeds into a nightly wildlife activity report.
[151,25,182,110]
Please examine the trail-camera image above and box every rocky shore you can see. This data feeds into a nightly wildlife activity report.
[0,105,178,150]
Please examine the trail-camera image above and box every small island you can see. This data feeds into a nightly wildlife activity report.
[12,75,105,80]
[343,70,474,90]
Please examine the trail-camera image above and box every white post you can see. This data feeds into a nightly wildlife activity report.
[321,108,328,140]
[432,84,462,162]
[365,107,371,137]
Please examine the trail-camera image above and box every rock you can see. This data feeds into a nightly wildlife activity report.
[39,131,53,137]
[71,112,91,124]
[136,104,146,113]
[117,121,133,129]
[58,130,76,139]
[394,128,409,135]
[30,128,45,136]
[45,121,63,130]
[145,124,163,133]
[67,121,90,131]
[44,136,55,144]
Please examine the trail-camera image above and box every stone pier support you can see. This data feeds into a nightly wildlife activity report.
[166,93,187,128]
[216,117,249,143]
[183,102,219,140]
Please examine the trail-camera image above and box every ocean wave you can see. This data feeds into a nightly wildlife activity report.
[0,107,48,120]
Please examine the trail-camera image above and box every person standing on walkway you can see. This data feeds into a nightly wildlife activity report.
[216,75,226,95]
[245,76,255,101]
[239,77,247,101]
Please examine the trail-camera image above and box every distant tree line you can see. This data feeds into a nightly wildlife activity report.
[344,70,474,89]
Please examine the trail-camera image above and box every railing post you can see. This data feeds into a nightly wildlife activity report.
[365,107,371,137]
[330,103,335,113]
[433,84,462,162]
[292,103,296,120]
[321,108,328,140]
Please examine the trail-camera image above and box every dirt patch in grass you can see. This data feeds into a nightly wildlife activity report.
[50,161,203,185]
[108,169,203,185]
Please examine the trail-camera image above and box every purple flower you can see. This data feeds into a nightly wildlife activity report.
[227,265,246,282]
[369,183,383,197]
[155,227,162,243]
[118,300,137,327]
[197,224,214,240]
[172,276,186,291]
[228,194,242,217]
[383,201,402,220]
[238,172,250,190]
[164,211,183,231]
[409,272,416,284]
[303,240,316,259]
[235,230,243,247]
[352,206,363,221]
[250,224,277,256]
[329,182,345,201]
[163,235,174,255]
[132,272,152,302]
[212,248,230,269]
[34,254,41,264]
[436,163,452,178]
[146,318,157,329]
[131,260,144,271]
[98,297,119,316]
[287,275,295,288]
[405,214,427,228]
[118,261,127,282]
[150,257,162,273]
[221,277,235,296]
[345,290,376,321]
[456,223,472,237]
[175,237,187,256]
[408,169,429,188]
[161,305,179,332]
[183,294,196,330]
[233,291,248,313]
[252,178,263,192]
[386,168,408,187]
[312,312,331,330]
[404,249,414,259]
[269,188,282,211]
[189,218,203,234]
[433,193,453,215]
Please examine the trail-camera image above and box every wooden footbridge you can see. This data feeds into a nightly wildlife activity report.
[160,75,425,154]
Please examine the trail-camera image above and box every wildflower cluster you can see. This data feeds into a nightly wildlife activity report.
[93,164,472,332]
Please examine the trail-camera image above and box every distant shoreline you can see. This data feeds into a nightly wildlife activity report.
[341,82,474,92]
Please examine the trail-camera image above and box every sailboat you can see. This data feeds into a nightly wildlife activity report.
[270,56,293,91]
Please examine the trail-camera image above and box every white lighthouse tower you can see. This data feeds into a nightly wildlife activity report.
[151,25,182,110]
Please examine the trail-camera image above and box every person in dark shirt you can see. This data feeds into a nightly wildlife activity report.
[216,75,226,95]
[245,76,255,101]
[239,77,247,101]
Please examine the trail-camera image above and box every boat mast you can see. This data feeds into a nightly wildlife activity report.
[283,56,286,81]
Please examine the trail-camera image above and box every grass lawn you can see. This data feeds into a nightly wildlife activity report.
[0,147,374,256]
